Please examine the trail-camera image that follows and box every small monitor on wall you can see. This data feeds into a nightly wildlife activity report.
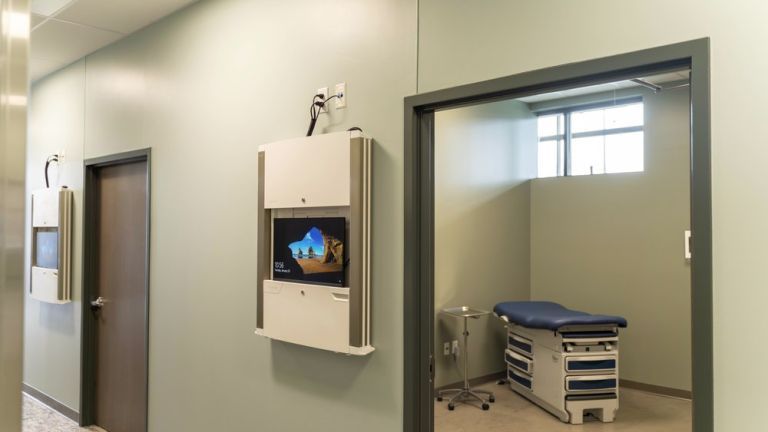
[34,229,59,269]
[272,217,346,287]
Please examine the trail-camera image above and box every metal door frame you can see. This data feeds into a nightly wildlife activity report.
[403,39,712,432]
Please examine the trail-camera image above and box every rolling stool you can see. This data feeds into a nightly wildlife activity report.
[436,306,495,411]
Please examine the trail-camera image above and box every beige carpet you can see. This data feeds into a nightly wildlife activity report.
[435,382,692,432]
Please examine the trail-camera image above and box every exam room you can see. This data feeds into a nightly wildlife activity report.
[433,70,693,431]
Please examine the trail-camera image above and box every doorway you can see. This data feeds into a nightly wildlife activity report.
[403,39,711,432]
[81,149,151,432]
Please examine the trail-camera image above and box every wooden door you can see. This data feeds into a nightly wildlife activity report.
[91,160,148,432]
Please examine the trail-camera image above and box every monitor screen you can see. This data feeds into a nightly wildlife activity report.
[35,230,58,269]
[272,217,346,287]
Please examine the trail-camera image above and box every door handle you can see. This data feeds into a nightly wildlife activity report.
[90,296,106,311]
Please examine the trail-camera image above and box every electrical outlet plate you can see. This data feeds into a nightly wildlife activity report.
[443,342,450,356]
[317,87,328,113]
[335,82,346,109]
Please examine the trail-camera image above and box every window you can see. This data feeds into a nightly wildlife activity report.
[537,98,644,178]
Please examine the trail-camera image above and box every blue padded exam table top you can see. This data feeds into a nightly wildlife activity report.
[493,301,628,331]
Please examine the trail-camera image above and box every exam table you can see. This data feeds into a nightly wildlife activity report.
[493,301,628,425]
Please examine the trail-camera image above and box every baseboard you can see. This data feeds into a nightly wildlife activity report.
[22,383,80,423]
[620,379,692,400]
[436,371,506,391]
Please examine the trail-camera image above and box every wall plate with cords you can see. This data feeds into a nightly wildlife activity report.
[334,82,346,108]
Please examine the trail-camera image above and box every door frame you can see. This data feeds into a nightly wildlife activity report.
[403,39,712,432]
[80,148,151,429]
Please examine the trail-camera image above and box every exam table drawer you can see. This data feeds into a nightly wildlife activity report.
[565,375,618,392]
[565,356,616,373]
[508,367,533,390]
[505,349,533,374]
[508,333,533,356]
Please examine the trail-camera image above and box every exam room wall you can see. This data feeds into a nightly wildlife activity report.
[418,1,768,429]
[433,100,537,388]
[24,60,85,412]
[25,0,416,430]
[530,87,692,392]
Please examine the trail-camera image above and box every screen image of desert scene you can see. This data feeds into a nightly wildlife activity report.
[289,227,344,274]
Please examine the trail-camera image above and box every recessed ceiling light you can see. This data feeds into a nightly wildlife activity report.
[2,11,29,39]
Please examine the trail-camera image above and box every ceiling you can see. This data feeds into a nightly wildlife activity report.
[30,0,198,82]
[516,70,691,104]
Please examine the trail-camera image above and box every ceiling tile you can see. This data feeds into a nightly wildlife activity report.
[31,19,122,76]
[31,13,47,29]
[55,0,197,34]
[30,0,198,82]
[31,0,76,17]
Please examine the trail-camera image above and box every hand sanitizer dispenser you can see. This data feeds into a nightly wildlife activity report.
[30,187,73,304]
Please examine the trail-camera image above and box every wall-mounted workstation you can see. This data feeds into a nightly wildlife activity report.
[255,130,373,355]
[29,155,73,304]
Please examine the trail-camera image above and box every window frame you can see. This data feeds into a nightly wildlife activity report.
[536,95,644,177]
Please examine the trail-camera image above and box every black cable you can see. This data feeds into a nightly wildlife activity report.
[311,94,325,118]
[306,94,341,137]
[321,94,339,106]
[306,117,319,136]
[311,95,339,121]
[44,154,59,188]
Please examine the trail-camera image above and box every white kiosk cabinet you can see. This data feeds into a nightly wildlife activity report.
[255,131,373,355]
[30,187,73,304]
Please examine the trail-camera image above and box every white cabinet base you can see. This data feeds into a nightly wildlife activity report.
[257,280,374,356]
[30,266,68,304]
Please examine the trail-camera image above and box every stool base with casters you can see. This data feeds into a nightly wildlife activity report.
[437,388,494,411]
[436,307,495,411]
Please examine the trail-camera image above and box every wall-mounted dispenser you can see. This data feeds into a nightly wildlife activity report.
[30,187,73,304]
[255,130,373,355]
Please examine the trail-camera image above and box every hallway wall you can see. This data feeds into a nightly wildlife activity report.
[26,1,416,430]
[24,60,85,412]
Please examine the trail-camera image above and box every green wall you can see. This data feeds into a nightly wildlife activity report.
[530,87,692,391]
[23,0,768,430]
[418,1,768,429]
[26,1,416,430]
[24,60,85,411]
[434,100,536,387]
